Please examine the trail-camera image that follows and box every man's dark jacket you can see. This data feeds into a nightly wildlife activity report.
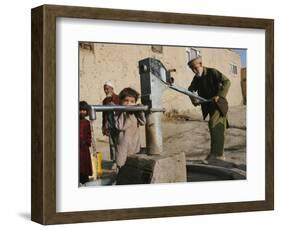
[188,67,231,120]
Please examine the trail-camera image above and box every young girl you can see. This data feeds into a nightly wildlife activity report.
[79,101,92,184]
[114,87,146,170]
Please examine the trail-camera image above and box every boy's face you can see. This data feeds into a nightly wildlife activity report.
[121,96,136,106]
[104,85,114,96]
[79,109,87,118]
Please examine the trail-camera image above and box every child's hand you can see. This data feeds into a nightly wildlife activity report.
[134,104,144,117]
[190,97,200,106]
[102,127,110,136]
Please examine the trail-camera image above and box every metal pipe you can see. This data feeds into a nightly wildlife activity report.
[90,105,148,112]
[169,84,212,103]
[90,105,165,112]
[89,105,165,120]
[145,112,163,155]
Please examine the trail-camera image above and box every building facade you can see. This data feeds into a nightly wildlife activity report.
[79,43,243,140]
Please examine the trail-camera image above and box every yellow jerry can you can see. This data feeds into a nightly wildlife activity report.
[90,154,98,181]
[97,152,103,178]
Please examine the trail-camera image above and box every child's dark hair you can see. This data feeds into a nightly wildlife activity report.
[79,101,89,115]
[119,87,140,102]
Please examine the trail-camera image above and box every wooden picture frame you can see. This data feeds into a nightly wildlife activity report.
[31,4,274,225]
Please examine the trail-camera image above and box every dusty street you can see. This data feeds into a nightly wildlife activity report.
[162,105,246,166]
[95,106,246,168]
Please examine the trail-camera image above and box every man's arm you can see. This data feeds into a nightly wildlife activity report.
[188,77,200,106]
[188,76,198,92]
[102,98,109,136]
[102,100,105,127]
[213,69,231,98]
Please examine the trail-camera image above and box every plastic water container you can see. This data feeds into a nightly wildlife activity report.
[97,152,103,177]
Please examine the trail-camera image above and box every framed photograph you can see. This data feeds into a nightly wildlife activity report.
[31,4,274,225]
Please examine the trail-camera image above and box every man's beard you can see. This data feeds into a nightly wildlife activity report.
[106,92,113,98]
[196,68,203,77]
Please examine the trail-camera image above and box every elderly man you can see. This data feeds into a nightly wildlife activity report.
[102,81,119,169]
[187,56,231,163]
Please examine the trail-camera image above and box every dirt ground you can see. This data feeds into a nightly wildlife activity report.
[95,106,246,167]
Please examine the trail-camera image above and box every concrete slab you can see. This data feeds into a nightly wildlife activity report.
[116,152,187,185]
